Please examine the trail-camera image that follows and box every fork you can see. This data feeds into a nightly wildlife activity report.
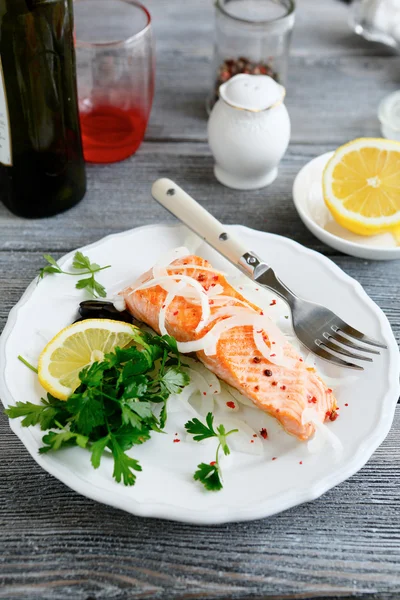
[151,178,387,370]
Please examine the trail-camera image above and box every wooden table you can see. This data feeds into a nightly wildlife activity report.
[1,1,399,598]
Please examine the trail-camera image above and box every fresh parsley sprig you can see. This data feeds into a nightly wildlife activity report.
[6,333,190,486]
[185,412,238,491]
[38,251,111,298]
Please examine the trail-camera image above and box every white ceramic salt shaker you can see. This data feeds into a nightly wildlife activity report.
[207,74,290,190]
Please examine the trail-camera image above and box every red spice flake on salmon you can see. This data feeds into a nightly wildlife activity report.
[271,381,278,386]
[260,428,268,439]
[173,311,178,316]
[308,396,317,404]
[326,410,339,421]
[197,274,206,281]
[280,385,286,391]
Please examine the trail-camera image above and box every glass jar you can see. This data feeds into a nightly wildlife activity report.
[207,0,295,112]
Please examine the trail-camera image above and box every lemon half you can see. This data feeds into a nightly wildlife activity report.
[323,138,400,236]
[38,319,138,400]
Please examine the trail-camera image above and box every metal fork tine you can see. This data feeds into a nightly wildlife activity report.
[332,322,387,349]
[318,339,372,362]
[312,344,364,371]
[325,332,380,355]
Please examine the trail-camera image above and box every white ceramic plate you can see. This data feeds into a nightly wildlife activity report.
[293,152,400,261]
[0,224,399,524]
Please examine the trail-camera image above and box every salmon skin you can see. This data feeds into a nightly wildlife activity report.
[122,255,337,440]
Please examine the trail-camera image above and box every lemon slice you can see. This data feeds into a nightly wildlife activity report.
[323,138,400,236]
[38,319,138,400]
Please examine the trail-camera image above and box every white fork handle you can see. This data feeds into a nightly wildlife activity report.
[151,178,249,267]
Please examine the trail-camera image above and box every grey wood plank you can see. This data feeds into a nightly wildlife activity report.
[0,407,399,600]
[1,141,397,252]
[146,54,398,144]
[144,0,395,58]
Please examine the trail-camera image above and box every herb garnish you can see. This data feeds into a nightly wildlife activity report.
[17,355,38,374]
[6,332,189,486]
[38,251,111,298]
[185,412,238,491]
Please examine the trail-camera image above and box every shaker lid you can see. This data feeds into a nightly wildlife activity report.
[219,74,286,112]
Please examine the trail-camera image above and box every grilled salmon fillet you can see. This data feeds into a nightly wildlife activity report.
[122,255,337,440]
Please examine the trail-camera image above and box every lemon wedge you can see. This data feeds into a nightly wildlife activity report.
[38,319,138,400]
[323,138,400,236]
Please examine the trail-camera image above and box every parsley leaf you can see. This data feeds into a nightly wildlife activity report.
[39,429,89,453]
[194,462,223,492]
[114,426,151,450]
[160,367,190,396]
[78,362,108,388]
[75,277,94,290]
[110,436,142,486]
[90,434,111,469]
[38,255,63,280]
[72,251,92,271]
[159,402,168,430]
[185,412,238,492]
[67,392,105,436]
[5,395,69,430]
[216,424,231,456]
[185,412,217,442]
[121,404,143,429]
[122,376,148,400]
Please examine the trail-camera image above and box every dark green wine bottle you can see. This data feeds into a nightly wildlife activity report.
[0,0,86,218]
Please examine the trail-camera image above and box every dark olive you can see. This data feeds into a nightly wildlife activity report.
[78,300,133,324]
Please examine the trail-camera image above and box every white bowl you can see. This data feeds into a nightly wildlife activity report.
[292,152,400,261]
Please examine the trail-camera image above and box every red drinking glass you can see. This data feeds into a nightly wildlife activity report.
[74,0,154,163]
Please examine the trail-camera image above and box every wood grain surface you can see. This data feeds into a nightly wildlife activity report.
[0,1,399,598]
